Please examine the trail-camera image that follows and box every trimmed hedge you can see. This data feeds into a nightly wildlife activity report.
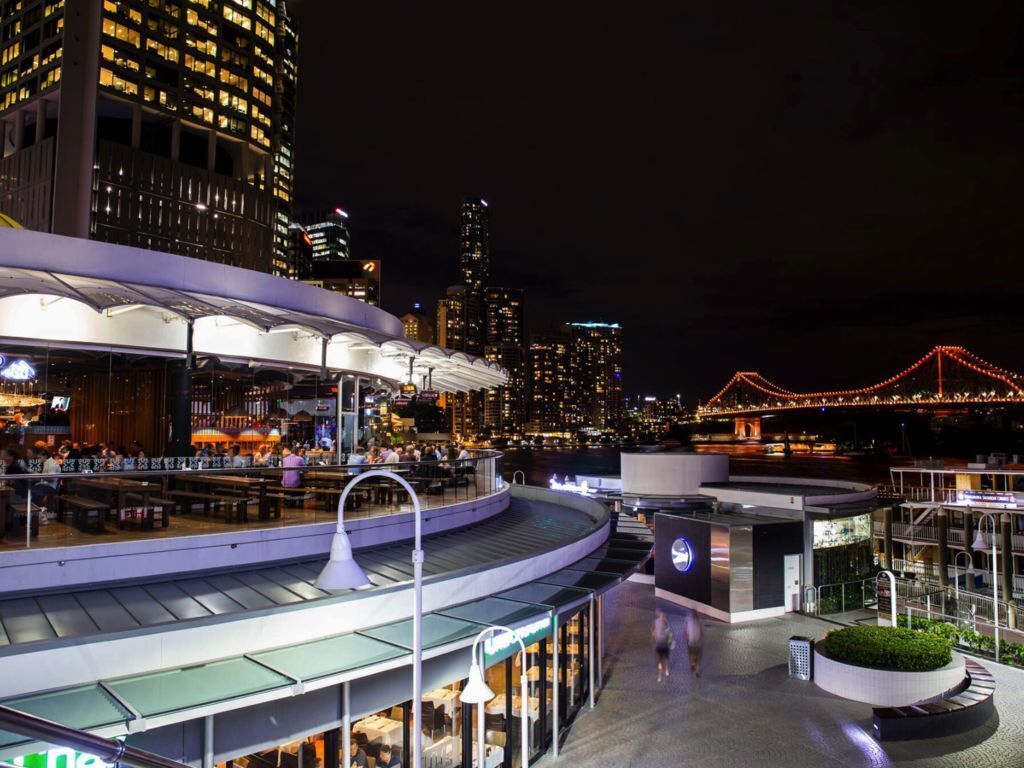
[898,614,1024,667]
[824,625,952,671]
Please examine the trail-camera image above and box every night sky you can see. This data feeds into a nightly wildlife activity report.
[292,2,1024,404]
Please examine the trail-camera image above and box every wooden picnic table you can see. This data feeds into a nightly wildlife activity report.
[72,476,159,528]
[186,474,273,520]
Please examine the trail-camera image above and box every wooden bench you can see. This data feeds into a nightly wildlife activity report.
[61,495,110,533]
[4,500,41,537]
[872,657,995,741]
[166,490,249,523]
[123,493,175,528]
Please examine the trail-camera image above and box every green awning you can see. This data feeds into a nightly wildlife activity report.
[436,596,548,628]
[358,613,485,651]
[496,583,592,616]
[537,569,621,592]
[251,632,408,683]
[105,657,293,718]
[0,684,133,751]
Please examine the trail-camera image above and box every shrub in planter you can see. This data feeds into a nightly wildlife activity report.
[824,625,952,671]
[897,614,1024,667]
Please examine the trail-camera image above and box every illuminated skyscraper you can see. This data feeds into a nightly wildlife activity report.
[296,208,352,261]
[484,287,525,436]
[402,303,435,344]
[0,0,297,272]
[460,197,489,296]
[566,321,624,430]
[528,334,573,433]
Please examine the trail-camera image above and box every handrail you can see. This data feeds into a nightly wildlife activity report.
[0,705,189,768]
[803,586,818,615]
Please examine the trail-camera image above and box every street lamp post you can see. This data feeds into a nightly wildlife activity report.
[460,625,531,768]
[953,550,973,607]
[315,470,425,768]
[971,513,1000,663]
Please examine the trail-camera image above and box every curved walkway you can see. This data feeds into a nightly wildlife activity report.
[553,581,1024,768]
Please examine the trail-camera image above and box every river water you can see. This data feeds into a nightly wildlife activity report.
[500,445,894,487]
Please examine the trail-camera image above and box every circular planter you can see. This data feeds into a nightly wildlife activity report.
[813,641,965,706]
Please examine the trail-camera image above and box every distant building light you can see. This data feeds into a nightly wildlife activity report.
[413,302,422,310]
[568,321,621,329]
[196,203,208,211]
[334,208,349,218]
[480,199,488,207]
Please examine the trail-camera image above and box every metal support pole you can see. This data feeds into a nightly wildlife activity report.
[26,486,32,548]
[551,614,559,758]
[588,598,595,709]
[476,645,485,768]
[203,715,214,768]
[412,492,424,768]
[342,681,351,768]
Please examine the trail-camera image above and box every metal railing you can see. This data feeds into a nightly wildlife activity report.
[815,576,878,615]
[0,450,505,552]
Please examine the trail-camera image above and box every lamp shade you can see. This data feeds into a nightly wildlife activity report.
[315,528,371,590]
[459,662,495,704]
[972,529,991,552]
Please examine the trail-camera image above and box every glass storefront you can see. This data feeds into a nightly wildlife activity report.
[216,606,598,768]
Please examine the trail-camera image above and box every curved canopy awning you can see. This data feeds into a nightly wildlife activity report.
[0,230,507,393]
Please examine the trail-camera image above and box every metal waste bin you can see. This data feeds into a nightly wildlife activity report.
[788,636,814,680]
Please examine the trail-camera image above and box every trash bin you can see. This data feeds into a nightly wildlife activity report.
[789,636,814,680]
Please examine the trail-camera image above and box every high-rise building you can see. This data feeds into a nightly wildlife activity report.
[271,1,299,278]
[296,208,351,261]
[0,0,298,272]
[528,334,573,434]
[483,287,526,436]
[285,222,313,281]
[402,303,435,344]
[460,197,489,295]
[307,258,380,306]
[566,321,624,431]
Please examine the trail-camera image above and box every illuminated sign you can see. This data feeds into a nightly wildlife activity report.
[394,397,411,408]
[418,390,439,402]
[1,359,35,380]
[484,617,551,662]
[957,490,1018,506]
[12,749,104,768]
[401,383,417,396]
[549,475,596,495]
[671,537,694,573]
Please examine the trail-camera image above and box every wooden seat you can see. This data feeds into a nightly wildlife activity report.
[61,495,110,533]
[123,493,174,528]
[872,658,995,741]
[166,490,248,522]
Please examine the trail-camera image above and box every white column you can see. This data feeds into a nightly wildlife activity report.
[202,715,214,768]
[342,681,351,768]
[551,615,559,758]
[588,599,595,709]
[476,645,485,768]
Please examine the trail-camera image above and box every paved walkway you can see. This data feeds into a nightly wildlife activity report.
[549,581,1024,768]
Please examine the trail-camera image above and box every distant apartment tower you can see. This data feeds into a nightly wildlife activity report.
[0,0,298,272]
[528,334,574,433]
[296,208,351,261]
[483,287,526,436]
[307,259,380,306]
[402,303,436,344]
[460,197,489,296]
[285,222,313,281]
[271,3,299,278]
[566,322,623,431]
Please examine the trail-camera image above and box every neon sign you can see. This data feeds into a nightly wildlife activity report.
[12,749,104,768]
[484,617,551,661]
[671,537,694,573]
[1,359,35,381]
[549,475,596,495]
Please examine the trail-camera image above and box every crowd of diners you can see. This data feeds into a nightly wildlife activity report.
[0,437,478,527]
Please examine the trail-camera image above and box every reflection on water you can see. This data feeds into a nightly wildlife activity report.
[501,445,893,487]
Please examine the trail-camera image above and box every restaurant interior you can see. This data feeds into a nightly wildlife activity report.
[215,608,593,768]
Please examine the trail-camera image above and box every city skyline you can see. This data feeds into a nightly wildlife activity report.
[290,2,1024,400]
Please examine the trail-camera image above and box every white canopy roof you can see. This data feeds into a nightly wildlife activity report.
[0,229,506,393]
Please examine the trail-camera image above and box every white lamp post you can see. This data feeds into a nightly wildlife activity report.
[953,550,973,607]
[971,512,1000,663]
[460,625,531,768]
[315,470,425,768]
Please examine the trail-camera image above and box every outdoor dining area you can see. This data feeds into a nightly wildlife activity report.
[0,456,495,551]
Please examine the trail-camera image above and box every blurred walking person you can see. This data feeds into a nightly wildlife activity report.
[651,608,674,683]
[682,609,705,677]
